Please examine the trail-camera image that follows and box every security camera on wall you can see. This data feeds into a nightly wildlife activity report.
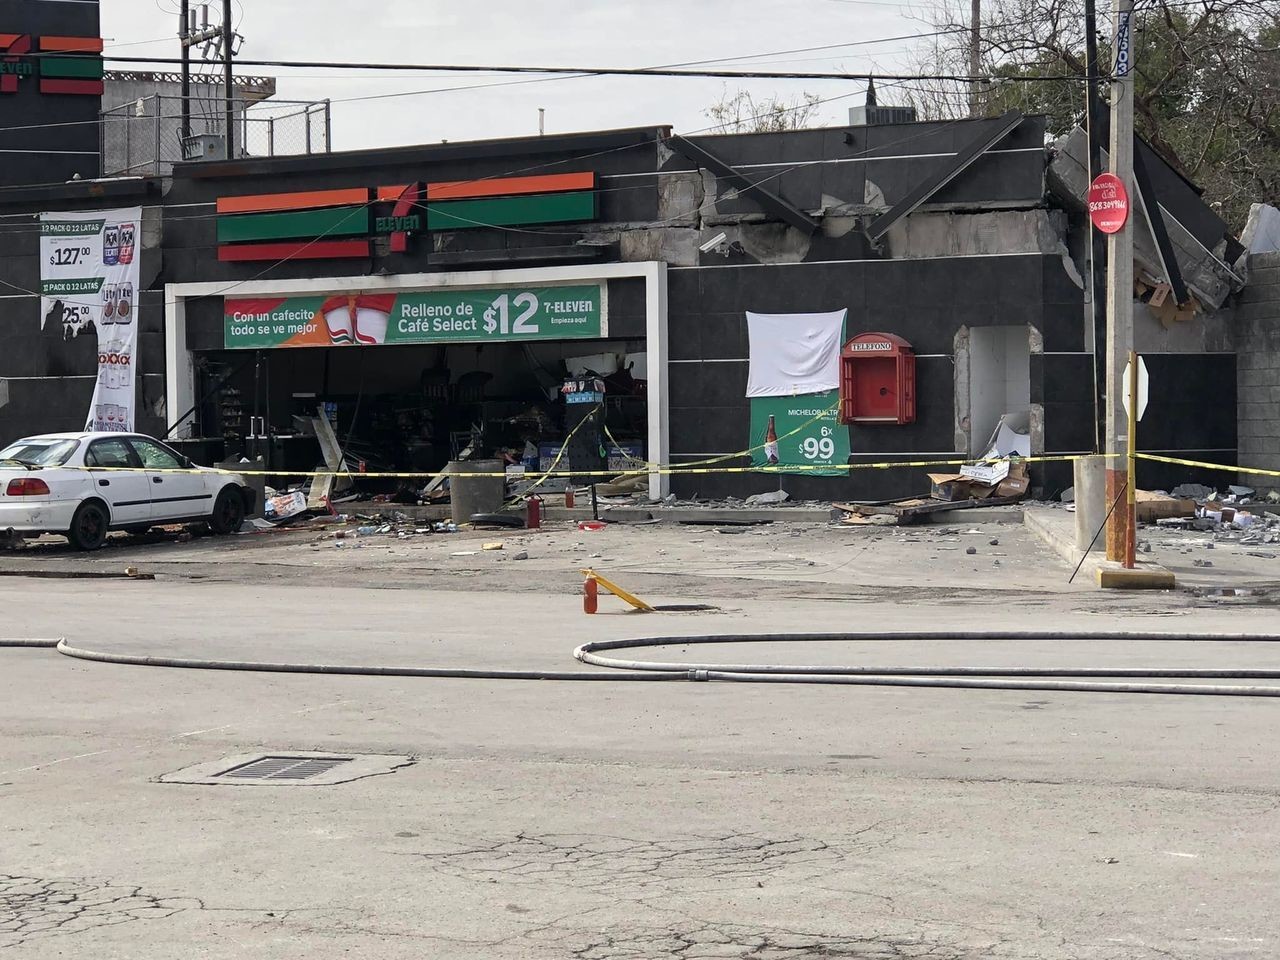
[699,232,729,254]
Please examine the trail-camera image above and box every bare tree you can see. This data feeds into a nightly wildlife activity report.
[704,88,824,133]
[905,0,1280,227]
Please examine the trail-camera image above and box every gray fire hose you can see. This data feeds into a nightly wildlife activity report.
[5,632,1280,696]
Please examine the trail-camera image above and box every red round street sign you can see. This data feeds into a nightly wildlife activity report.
[1087,173,1129,234]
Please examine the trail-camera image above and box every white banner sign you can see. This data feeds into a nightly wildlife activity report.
[745,309,847,398]
[39,207,143,433]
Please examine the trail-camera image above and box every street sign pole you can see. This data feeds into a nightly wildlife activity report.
[1126,350,1138,568]
[1105,0,1136,563]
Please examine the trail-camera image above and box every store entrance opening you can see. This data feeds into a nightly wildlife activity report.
[188,338,648,502]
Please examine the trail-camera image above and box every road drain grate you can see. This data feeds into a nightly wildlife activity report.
[215,756,353,781]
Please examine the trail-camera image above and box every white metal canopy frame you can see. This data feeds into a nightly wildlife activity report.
[164,261,670,499]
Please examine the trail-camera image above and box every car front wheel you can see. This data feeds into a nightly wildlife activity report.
[209,487,246,535]
[68,502,109,551]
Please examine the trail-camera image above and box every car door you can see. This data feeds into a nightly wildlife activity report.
[83,437,151,526]
[127,437,214,523]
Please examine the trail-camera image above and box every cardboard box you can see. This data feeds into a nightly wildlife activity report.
[960,461,1011,485]
[995,475,1030,498]
[928,473,972,501]
[1135,491,1196,523]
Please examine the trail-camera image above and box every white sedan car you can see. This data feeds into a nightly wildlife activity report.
[0,432,256,550]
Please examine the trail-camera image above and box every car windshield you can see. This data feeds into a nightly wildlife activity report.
[0,438,80,467]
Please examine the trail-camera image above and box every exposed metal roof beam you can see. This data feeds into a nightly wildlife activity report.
[866,109,1024,242]
[1132,143,1190,307]
[664,134,819,235]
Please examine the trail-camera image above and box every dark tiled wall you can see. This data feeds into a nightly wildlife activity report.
[667,254,1083,499]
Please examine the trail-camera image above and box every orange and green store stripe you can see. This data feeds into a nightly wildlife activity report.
[37,36,104,96]
[215,172,599,262]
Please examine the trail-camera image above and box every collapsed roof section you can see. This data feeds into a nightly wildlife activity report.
[1049,127,1246,310]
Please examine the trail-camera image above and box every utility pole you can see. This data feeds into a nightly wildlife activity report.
[180,5,223,153]
[223,0,235,159]
[179,0,191,141]
[1083,0,1107,452]
[1104,0,1135,563]
[968,0,982,117]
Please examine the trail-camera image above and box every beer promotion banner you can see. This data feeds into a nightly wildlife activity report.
[39,207,143,432]
[223,284,606,349]
[748,391,850,475]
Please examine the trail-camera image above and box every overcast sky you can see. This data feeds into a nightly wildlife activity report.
[100,0,932,152]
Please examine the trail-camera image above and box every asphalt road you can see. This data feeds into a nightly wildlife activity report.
[2,521,1278,959]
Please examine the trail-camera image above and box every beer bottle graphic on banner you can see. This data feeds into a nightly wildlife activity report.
[764,415,780,464]
[116,282,133,323]
[101,283,116,324]
[102,225,120,266]
[119,223,136,264]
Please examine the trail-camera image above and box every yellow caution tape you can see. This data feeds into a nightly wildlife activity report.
[58,450,1280,483]
[1136,453,1280,480]
[68,452,1082,479]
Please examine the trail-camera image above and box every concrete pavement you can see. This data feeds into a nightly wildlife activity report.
[2,523,1279,958]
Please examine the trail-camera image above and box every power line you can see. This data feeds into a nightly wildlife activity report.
[65,53,1096,83]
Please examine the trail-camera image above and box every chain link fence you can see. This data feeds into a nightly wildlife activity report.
[100,94,331,177]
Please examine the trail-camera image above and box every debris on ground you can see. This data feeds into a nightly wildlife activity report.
[1135,491,1196,523]
[263,490,308,523]
[833,461,1028,526]
[745,489,790,506]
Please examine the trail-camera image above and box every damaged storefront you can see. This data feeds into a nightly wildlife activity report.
[158,132,667,503]
[0,101,1248,506]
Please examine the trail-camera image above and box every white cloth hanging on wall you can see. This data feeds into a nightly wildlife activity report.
[745,309,847,398]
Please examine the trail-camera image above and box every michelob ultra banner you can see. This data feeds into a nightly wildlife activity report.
[748,391,850,476]
[39,207,143,433]
[223,284,605,349]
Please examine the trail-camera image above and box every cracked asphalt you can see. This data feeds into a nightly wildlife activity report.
[2,518,1279,958]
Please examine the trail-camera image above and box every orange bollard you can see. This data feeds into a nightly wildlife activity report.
[582,575,598,614]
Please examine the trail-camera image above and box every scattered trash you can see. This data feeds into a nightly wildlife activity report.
[263,490,308,523]
[578,520,607,532]
[450,550,478,557]
[1192,559,1214,567]
[482,542,504,551]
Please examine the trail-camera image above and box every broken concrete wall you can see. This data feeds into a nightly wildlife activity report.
[883,209,1071,260]
[1235,251,1280,494]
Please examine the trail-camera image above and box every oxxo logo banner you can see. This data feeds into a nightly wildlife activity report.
[39,207,144,433]
[223,285,607,350]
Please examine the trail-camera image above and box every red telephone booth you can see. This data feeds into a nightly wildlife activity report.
[839,332,916,425]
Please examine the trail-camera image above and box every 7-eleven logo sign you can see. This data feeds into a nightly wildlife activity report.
[0,33,104,95]
[0,34,34,93]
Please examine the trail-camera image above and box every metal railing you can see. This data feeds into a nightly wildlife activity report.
[100,94,331,177]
